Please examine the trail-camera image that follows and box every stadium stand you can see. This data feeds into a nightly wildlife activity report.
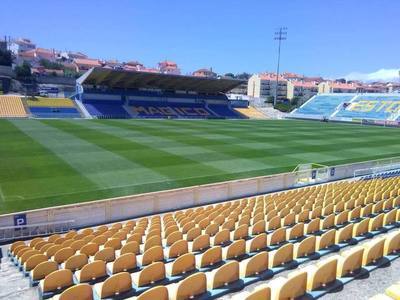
[75,68,246,120]
[128,100,215,119]
[207,103,243,119]
[291,93,400,123]
[26,97,81,118]
[82,99,130,119]
[4,174,400,300]
[292,94,355,119]
[0,95,28,118]
[234,107,267,119]
[334,95,400,121]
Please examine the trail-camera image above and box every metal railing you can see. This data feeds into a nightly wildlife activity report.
[0,219,74,243]
[354,157,400,178]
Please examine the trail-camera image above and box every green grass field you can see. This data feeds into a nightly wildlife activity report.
[1,118,400,214]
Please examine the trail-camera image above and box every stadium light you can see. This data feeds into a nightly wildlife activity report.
[273,27,287,107]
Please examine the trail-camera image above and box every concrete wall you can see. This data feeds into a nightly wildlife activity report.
[0,157,398,230]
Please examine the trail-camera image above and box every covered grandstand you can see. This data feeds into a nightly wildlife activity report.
[75,68,246,119]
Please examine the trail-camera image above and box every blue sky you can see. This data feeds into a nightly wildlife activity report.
[1,0,399,78]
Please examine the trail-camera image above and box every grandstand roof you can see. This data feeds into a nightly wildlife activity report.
[77,67,244,94]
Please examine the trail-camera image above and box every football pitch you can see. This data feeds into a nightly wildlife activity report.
[1,118,400,214]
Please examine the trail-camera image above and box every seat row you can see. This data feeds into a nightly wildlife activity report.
[10,205,400,290]
[245,229,400,300]
[36,211,400,299]
[44,228,400,300]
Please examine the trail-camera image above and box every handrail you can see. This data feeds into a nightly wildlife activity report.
[0,219,75,243]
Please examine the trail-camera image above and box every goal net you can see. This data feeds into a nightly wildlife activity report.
[293,163,329,186]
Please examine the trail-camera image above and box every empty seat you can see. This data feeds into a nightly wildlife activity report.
[165,231,183,246]
[223,239,246,260]
[267,227,286,246]
[196,246,222,268]
[211,229,230,246]
[168,272,206,300]
[294,236,316,258]
[337,246,364,277]
[166,253,195,276]
[286,223,304,240]
[167,240,188,259]
[93,247,115,263]
[79,243,99,257]
[136,286,169,300]
[316,229,336,250]
[270,270,307,300]
[384,231,400,255]
[93,272,132,299]
[362,238,385,266]
[369,214,384,232]
[232,224,249,240]
[384,209,397,226]
[138,245,164,266]
[269,243,293,268]
[321,214,335,230]
[52,283,93,300]
[103,238,122,250]
[250,220,266,236]
[39,269,74,296]
[305,256,338,291]
[353,218,370,237]
[142,236,162,252]
[19,249,41,265]
[118,241,140,256]
[246,233,267,253]
[240,251,269,277]
[189,234,210,252]
[207,261,239,289]
[24,254,48,272]
[335,223,354,244]
[267,216,281,231]
[30,260,58,281]
[45,245,63,259]
[75,260,107,283]
[53,247,75,264]
[244,284,271,300]
[107,253,137,274]
[305,219,320,234]
[62,253,88,271]
[132,261,166,287]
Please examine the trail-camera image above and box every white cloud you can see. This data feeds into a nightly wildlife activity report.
[344,68,400,83]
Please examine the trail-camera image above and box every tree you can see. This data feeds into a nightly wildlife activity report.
[0,49,12,66]
[291,96,301,106]
[265,96,274,103]
[39,59,64,70]
[224,73,235,78]
[236,72,251,80]
[15,61,32,79]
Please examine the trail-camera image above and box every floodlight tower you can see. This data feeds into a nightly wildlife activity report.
[274,27,287,107]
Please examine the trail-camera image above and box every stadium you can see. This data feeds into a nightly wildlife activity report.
[1,2,400,300]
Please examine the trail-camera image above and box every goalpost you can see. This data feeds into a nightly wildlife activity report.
[293,163,330,186]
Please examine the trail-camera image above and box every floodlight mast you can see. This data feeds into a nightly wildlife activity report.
[274,27,287,107]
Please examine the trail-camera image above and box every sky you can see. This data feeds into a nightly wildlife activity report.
[1,0,399,79]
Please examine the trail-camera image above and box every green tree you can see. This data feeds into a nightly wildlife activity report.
[0,50,12,66]
[224,73,235,78]
[291,96,301,106]
[236,72,251,80]
[39,59,64,70]
[15,61,32,79]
